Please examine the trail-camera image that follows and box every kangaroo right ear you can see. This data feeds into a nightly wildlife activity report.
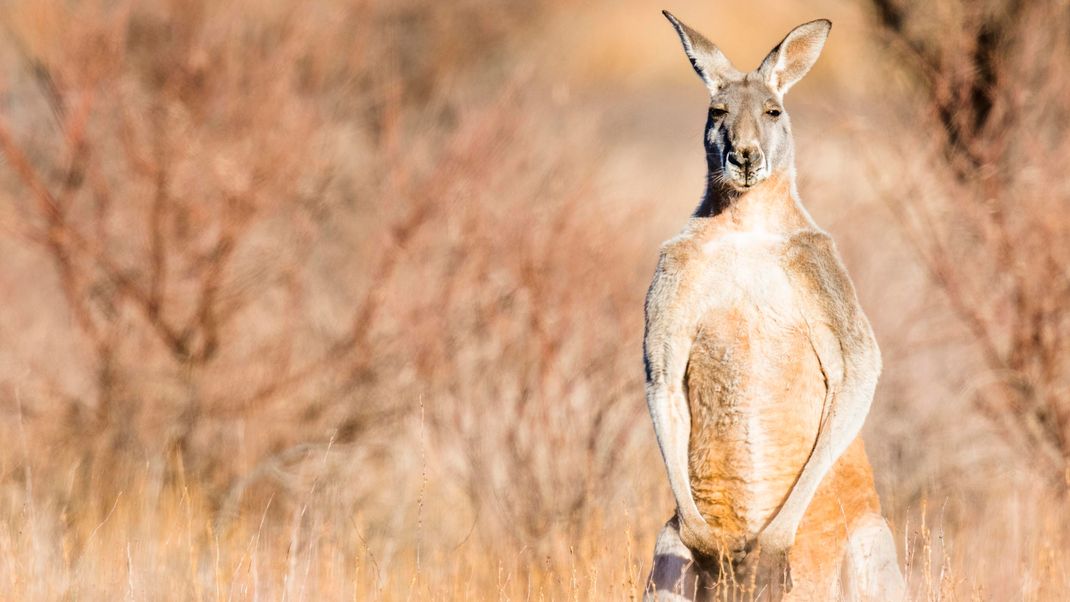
[758,19,832,96]
[663,11,737,94]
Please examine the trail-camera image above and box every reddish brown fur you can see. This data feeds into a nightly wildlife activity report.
[787,438,881,599]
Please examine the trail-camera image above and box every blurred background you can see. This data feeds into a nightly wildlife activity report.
[1,0,1068,599]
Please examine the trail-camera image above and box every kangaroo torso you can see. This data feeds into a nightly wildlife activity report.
[659,181,880,548]
[683,227,828,540]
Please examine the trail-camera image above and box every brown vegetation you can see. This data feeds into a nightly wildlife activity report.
[0,0,1067,599]
[869,0,1070,489]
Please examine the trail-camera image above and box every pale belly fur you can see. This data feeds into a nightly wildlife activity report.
[685,240,828,541]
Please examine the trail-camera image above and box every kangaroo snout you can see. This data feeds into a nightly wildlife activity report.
[726,145,766,185]
[726,146,764,169]
[727,144,761,165]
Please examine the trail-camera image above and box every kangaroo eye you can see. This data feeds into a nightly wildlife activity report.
[710,106,728,118]
[765,108,782,118]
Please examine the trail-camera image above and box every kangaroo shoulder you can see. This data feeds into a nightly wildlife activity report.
[656,231,703,272]
[784,228,880,364]
[645,232,706,329]
[783,229,849,296]
[785,228,837,260]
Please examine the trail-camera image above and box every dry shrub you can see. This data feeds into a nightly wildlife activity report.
[865,0,1070,490]
[854,1,1070,597]
[0,0,663,597]
[1,0,356,507]
[415,114,652,545]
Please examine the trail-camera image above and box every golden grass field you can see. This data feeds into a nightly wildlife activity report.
[1,0,1069,599]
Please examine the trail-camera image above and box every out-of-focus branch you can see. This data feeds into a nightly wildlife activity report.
[868,0,1025,177]
[863,0,1070,488]
[0,115,100,345]
[208,89,521,417]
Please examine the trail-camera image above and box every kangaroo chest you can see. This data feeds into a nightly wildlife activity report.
[684,231,828,538]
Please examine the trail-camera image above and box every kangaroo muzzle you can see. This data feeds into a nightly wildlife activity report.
[725,145,767,187]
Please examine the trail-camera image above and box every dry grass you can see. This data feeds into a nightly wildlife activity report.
[0,0,1068,599]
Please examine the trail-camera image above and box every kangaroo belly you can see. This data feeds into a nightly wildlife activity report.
[685,308,828,540]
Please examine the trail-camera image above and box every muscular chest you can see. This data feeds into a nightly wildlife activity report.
[683,230,823,412]
[691,231,803,327]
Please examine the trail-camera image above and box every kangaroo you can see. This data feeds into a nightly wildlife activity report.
[643,12,905,602]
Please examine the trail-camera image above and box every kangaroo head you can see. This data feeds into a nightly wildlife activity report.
[664,12,831,192]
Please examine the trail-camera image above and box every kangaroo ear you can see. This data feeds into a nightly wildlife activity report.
[663,10,738,94]
[758,19,831,96]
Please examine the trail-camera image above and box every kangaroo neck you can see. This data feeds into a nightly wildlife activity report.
[694,171,805,232]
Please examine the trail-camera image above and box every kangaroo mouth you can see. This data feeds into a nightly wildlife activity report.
[725,167,767,189]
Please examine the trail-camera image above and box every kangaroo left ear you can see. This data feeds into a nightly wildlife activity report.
[758,20,831,96]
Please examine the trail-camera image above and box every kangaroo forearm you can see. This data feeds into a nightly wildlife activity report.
[647,385,706,526]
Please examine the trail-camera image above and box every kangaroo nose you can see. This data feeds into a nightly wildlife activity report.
[727,146,763,169]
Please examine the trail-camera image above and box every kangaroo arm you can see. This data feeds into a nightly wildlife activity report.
[644,249,719,555]
[646,383,715,547]
[761,232,882,550]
